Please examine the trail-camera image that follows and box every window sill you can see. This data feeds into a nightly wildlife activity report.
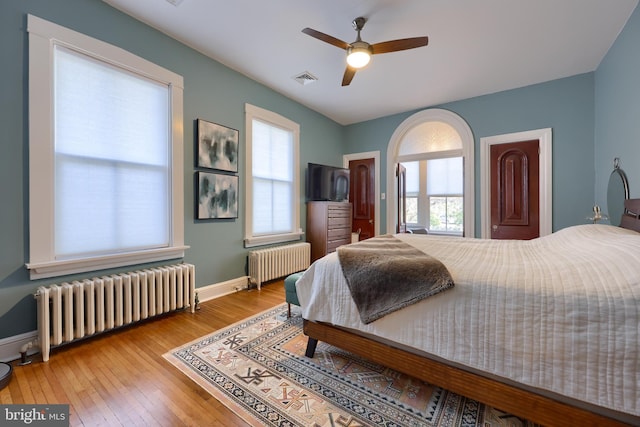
[244,231,304,248]
[26,245,190,280]
[426,231,463,237]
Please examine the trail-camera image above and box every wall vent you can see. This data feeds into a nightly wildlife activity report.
[293,71,318,85]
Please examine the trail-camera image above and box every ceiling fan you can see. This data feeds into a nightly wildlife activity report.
[302,17,429,86]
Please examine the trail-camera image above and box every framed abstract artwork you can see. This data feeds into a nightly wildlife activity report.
[197,119,239,173]
[197,171,238,219]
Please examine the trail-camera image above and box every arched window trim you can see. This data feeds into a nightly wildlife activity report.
[386,108,474,236]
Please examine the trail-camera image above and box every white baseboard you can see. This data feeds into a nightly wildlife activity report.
[0,330,39,363]
[0,276,253,362]
[196,276,251,303]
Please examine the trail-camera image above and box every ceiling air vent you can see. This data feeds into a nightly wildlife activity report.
[165,0,184,6]
[293,71,318,86]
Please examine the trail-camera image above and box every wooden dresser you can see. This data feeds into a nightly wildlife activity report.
[306,201,352,262]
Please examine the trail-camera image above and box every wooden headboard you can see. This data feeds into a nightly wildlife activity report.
[620,198,640,233]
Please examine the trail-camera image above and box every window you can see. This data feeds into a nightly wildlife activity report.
[402,157,463,234]
[27,15,186,279]
[399,121,463,235]
[244,104,302,247]
[426,157,463,233]
[388,109,474,236]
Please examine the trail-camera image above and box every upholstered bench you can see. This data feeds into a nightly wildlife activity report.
[284,272,304,318]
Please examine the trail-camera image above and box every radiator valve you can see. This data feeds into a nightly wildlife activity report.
[18,339,39,366]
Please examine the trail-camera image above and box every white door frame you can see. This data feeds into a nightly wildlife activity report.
[343,151,380,237]
[480,128,553,238]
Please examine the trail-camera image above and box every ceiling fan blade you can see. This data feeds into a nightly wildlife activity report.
[302,28,350,50]
[371,36,429,54]
[342,66,357,86]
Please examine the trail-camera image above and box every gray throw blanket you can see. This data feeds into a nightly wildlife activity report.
[337,235,454,324]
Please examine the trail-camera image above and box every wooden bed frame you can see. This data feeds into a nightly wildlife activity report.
[302,200,640,427]
[303,320,639,427]
[620,198,640,233]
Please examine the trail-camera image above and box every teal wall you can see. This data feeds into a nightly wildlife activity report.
[0,0,638,343]
[0,0,344,340]
[595,5,640,204]
[345,74,596,234]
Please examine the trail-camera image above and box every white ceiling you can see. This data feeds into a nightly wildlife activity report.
[103,0,638,125]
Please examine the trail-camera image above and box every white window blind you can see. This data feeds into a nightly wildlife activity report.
[404,161,420,196]
[252,120,293,235]
[54,46,170,258]
[426,157,463,195]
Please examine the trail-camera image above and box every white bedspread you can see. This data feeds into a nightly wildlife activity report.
[296,224,640,416]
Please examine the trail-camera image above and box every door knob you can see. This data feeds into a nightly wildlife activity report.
[492,225,498,231]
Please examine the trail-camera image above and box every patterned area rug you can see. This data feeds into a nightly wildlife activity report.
[164,304,535,426]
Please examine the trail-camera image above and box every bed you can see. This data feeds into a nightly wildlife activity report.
[296,200,640,427]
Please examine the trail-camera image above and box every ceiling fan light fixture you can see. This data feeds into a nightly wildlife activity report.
[346,45,371,69]
[302,17,428,86]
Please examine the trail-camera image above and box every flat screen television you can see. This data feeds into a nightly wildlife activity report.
[306,163,350,202]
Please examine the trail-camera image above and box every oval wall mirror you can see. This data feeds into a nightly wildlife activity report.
[607,158,629,226]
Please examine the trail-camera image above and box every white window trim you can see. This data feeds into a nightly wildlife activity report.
[244,103,302,247]
[401,159,427,226]
[26,15,187,279]
[387,109,474,236]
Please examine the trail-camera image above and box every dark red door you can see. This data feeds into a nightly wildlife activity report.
[490,140,540,240]
[349,158,375,240]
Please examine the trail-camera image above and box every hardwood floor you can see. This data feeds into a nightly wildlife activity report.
[0,280,286,426]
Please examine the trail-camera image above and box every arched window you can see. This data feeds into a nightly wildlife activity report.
[387,109,474,236]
